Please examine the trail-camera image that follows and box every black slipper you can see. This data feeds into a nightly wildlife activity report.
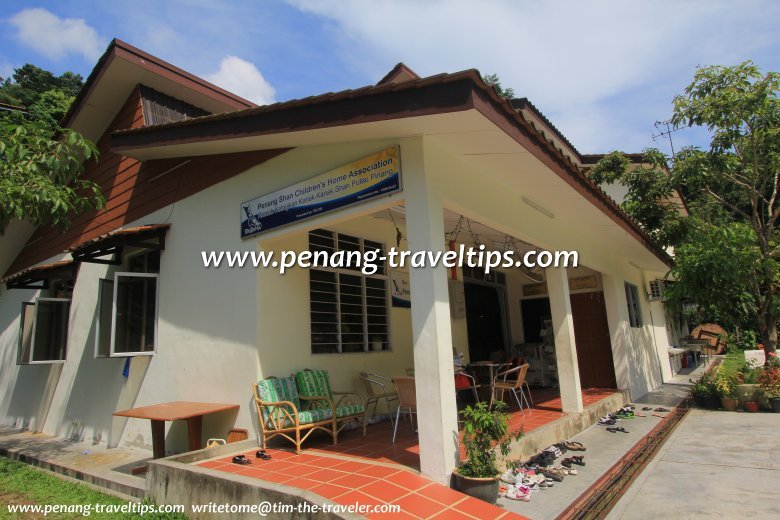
[642,407,652,411]
[654,407,670,413]
[232,455,251,465]
[606,427,618,433]
[256,450,271,460]
[615,427,629,433]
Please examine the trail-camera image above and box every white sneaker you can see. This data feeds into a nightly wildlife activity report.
[500,469,518,484]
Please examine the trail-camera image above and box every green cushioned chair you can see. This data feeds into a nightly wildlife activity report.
[295,369,368,436]
[253,376,336,454]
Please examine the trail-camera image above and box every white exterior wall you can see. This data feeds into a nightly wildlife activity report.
[0,139,412,452]
[0,136,675,454]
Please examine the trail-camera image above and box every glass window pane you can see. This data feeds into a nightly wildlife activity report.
[96,279,114,357]
[113,274,157,354]
[32,299,69,362]
[18,302,35,364]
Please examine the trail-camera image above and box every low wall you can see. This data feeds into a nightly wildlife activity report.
[146,440,362,520]
[505,390,629,462]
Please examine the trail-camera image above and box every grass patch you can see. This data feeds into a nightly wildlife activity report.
[0,458,186,519]
[720,350,746,372]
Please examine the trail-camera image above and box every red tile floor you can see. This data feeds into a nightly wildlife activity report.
[197,388,617,519]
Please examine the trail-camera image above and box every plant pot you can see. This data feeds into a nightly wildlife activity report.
[452,469,500,504]
[371,340,384,352]
[720,397,739,411]
[692,394,707,408]
[770,397,780,413]
[743,401,759,413]
[703,395,721,409]
[736,384,760,407]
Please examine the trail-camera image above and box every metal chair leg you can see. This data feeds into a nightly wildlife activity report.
[392,405,401,443]
[512,389,524,414]
[523,381,534,405]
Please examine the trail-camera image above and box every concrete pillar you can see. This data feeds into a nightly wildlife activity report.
[402,138,459,484]
[601,272,632,391]
[546,266,584,413]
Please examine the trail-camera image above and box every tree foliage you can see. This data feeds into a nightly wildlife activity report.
[588,61,780,357]
[483,73,515,99]
[0,64,104,234]
[588,148,687,248]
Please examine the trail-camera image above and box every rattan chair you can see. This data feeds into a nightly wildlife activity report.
[391,376,417,443]
[491,364,532,414]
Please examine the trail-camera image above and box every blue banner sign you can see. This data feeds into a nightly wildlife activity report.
[241,146,402,238]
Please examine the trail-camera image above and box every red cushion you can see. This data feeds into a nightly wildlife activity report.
[454,374,471,390]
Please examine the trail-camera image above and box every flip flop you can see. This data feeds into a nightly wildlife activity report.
[570,456,585,466]
[614,427,629,433]
[565,441,586,451]
[642,407,652,411]
[255,450,272,460]
[652,412,666,418]
[232,455,252,465]
[654,407,670,412]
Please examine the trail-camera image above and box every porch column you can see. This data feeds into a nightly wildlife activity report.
[403,138,459,484]
[601,273,632,391]
[546,266,584,413]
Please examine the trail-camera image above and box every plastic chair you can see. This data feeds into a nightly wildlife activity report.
[491,364,532,414]
[359,372,399,428]
[391,376,417,443]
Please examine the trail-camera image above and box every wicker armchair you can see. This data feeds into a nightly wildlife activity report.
[295,369,367,435]
[253,376,336,454]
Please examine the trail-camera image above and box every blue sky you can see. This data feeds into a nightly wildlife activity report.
[2,0,779,154]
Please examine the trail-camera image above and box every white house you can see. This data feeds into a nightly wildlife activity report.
[0,40,678,483]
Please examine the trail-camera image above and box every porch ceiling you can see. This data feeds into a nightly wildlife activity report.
[113,104,668,271]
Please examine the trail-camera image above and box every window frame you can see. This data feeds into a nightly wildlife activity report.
[17,297,71,365]
[308,229,391,354]
[108,271,160,358]
[625,282,643,328]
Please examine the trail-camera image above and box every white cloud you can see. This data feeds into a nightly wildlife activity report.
[205,55,276,105]
[287,0,780,152]
[8,8,104,61]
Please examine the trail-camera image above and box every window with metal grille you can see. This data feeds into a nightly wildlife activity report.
[308,229,389,354]
[625,282,643,328]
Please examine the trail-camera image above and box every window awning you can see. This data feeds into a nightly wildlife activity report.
[2,260,78,290]
[66,224,170,265]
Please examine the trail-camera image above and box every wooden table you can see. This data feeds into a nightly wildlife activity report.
[113,401,239,460]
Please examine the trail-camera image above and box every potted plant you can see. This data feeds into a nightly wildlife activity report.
[736,361,761,411]
[757,355,780,412]
[714,366,739,411]
[689,373,714,408]
[452,401,521,504]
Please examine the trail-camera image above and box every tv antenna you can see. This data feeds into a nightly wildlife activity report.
[651,119,680,160]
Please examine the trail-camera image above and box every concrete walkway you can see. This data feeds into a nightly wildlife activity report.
[498,369,702,520]
[607,408,780,519]
[0,428,149,499]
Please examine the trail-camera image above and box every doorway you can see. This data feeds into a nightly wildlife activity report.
[464,282,509,362]
[570,291,617,388]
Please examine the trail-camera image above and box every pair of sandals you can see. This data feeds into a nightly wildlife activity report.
[599,417,617,426]
[606,426,629,433]
[538,467,567,482]
[562,441,586,451]
[561,456,585,467]
[232,450,272,464]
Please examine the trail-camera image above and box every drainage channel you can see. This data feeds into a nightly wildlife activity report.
[556,399,692,520]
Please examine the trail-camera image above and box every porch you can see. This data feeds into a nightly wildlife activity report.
[194,388,624,519]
